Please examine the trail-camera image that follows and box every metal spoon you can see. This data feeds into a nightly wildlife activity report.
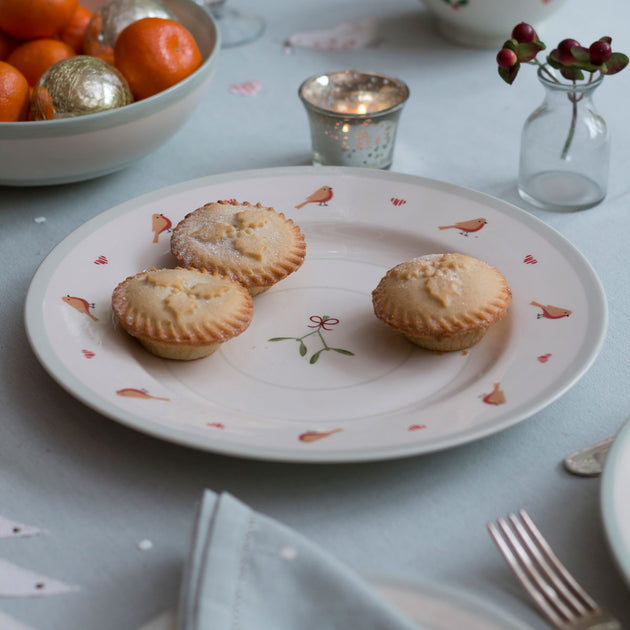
[563,437,614,477]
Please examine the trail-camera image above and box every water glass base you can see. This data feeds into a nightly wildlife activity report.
[518,171,606,212]
[213,8,265,48]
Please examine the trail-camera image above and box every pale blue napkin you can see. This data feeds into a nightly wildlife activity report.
[177,490,422,630]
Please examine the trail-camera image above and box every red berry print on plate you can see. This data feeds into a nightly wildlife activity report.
[299,429,342,443]
[523,254,538,264]
[408,424,427,431]
[82,349,95,359]
[151,213,172,243]
[538,353,552,363]
[438,217,486,236]
[295,185,333,209]
[62,295,98,321]
[94,255,108,265]
[530,301,572,320]
[206,422,225,429]
[482,383,506,405]
[390,197,406,206]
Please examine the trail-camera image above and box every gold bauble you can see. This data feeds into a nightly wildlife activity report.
[30,56,134,121]
[83,0,178,63]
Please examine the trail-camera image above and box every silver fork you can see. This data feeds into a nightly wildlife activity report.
[487,510,623,630]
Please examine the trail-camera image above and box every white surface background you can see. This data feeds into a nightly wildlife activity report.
[2,0,630,628]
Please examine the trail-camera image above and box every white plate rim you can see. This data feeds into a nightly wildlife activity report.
[138,573,536,630]
[24,166,608,463]
[369,574,536,630]
[601,416,630,588]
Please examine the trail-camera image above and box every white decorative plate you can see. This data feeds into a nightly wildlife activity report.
[25,167,607,462]
[601,416,630,587]
[139,575,535,630]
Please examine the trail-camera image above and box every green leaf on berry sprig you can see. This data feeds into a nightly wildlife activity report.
[602,52,629,75]
[516,40,546,63]
[498,63,519,85]
[497,38,545,84]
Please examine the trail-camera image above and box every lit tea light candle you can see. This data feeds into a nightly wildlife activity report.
[298,70,409,168]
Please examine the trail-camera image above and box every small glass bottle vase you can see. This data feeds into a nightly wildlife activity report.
[518,67,609,211]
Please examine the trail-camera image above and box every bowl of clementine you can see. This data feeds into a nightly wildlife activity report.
[0,0,219,186]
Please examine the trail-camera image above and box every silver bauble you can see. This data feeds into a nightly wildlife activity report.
[30,56,134,120]
[83,0,178,62]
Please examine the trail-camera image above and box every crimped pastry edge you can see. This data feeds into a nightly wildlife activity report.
[111,266,254,351]
[371,254,512,348]
[170,200,307,293]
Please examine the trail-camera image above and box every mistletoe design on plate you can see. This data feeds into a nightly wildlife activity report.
[269,315,355,364]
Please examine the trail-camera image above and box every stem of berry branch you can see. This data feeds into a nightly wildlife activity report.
[529,61,596,160]
[562,92,578,159]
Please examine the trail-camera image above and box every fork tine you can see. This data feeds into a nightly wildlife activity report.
[517,509,600,612]
[487,520,565,627]
[504,513,585,621]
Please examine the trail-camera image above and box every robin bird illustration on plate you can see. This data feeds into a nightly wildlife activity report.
[62,295,98,321]
[116,388,170,401]
[438,217,487,235]
[295,185,333,209]
[482,383,506,405]
[299,428,342,442]
[151,213,172,243]
[530,301,572,319]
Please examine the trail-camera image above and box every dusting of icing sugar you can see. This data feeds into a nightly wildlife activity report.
[139,271,234,321]
[176,206,289,265]
[235,209,269,229]
[426,269,463,306]
[393,254,470,306]
[146,270,185,290]
[192,222,236,241]
[233,232,266,260]
[181,205,276,261]
[165,291,199,319]
[190,282,229,300]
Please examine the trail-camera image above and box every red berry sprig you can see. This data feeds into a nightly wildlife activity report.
[496,23,628,84]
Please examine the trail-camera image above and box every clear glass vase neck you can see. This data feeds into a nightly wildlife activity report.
[536,65,604,96]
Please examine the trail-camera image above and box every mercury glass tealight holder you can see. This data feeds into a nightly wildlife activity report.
[298,70,410,169]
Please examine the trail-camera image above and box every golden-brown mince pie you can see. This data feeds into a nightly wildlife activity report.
[170,200,306,295]
[371,253,512,351]
[111,267,253,360]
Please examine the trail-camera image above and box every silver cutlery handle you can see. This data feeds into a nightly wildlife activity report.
[563,437,614,477]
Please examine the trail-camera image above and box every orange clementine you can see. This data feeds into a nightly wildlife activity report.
[0,0,78,40]
[30,84,56,120]
[0,60,29,121]
[114,17,202,100]
[0,28,19,60]
[6,38,75,86]
[59,4,91,53]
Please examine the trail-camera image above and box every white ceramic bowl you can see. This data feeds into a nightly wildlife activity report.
[420,0,568,49]
[0,0,219,186]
